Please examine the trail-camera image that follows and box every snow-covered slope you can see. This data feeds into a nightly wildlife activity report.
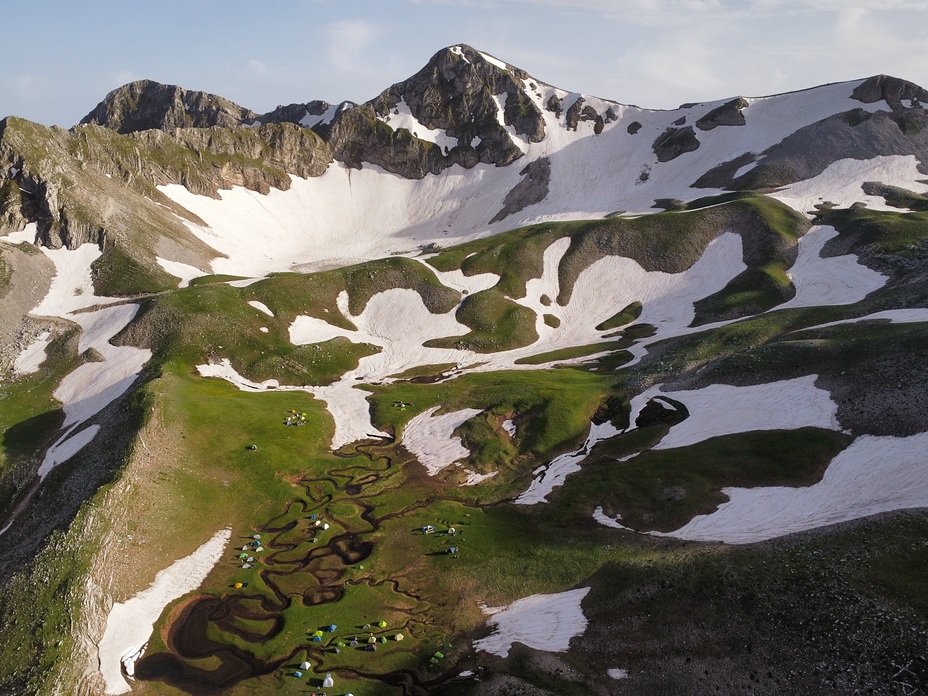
[153,52,922,280]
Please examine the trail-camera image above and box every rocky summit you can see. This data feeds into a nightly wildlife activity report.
[1,45,927,696]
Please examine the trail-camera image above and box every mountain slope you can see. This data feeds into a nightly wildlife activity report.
[0,45,927,696]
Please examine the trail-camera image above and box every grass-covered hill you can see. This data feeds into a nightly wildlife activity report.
[0,47,927,696]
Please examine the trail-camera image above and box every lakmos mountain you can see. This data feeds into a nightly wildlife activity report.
[1,45,927,696]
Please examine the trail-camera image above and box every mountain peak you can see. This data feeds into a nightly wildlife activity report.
[80,79,259,134]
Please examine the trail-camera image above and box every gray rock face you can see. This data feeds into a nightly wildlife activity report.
[652,126,700,162]
[852,75,928,110]
[323,104,448,178]
[81,80,260,133]
[696,97,749,131]
[490,157,551,223]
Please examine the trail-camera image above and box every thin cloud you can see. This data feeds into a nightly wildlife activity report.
[112,69,139,87]
[326,19,384,73]
[246,59,270,75]
[3,74,49,104]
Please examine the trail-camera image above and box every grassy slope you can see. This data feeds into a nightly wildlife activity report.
[3,188,927,695]
[426,194,809,335]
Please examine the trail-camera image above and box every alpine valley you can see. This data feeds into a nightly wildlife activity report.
[1,44,927,696]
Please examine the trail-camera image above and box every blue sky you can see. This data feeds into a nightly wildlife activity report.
[4,0,928,127]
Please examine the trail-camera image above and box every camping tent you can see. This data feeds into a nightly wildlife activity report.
[322,674,334,688]
[299,661,310,670]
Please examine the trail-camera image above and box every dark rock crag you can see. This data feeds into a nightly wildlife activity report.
[652,126,701,162]
[696,97,749,131]
[490,157,551,224]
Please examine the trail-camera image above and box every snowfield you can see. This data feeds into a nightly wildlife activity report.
[653,433,928,544]
[155,77,893,278]
[625,375,841,451]
[224,233,745,448]
[474,587,591,658]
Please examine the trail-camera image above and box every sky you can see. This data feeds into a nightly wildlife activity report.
[3,0,928,128]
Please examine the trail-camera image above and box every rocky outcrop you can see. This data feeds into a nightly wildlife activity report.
[261,100,331,125]
[852,75,928,110]
[490,157,551,223]
[546,95,563,117]
[627,121,642,135]
[696,97,749,131]
[565,97,605,134]
[652,126,700,162]
[81,80,259,133]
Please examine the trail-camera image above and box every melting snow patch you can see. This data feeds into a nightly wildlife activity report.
[656,433,928,544]
[502,419,517,438]
[21,245,152,484]
[381,98,457,150]
[402,406,482,476]
[593,506,631,531]
[449,45,469,63]
[478,51,508,70]
[517,421,620,504]
[37,425,101,479]
[608,668,630,680]
[247,300,274,317]
[299,103,339,128]
[474,587,590,658]
[13,331,51,375]
[156,257,203,288]
[98,528,231,695]
[0,222,37,245]
[197,358,281,391]
[417,259,499,295]
[803,308,928,332]
[54,304,152,431]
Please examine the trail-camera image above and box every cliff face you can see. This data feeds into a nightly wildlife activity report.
[78,46,546,181]
[0,117,334,295]
[80,80,261,133]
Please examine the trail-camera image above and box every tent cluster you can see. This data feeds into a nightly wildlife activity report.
[285,409,308,426]
[392,400,414,409]
[420,523,458,536]
[236,534,264,569]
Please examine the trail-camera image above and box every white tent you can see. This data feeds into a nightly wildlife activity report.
[322,673,335,688]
